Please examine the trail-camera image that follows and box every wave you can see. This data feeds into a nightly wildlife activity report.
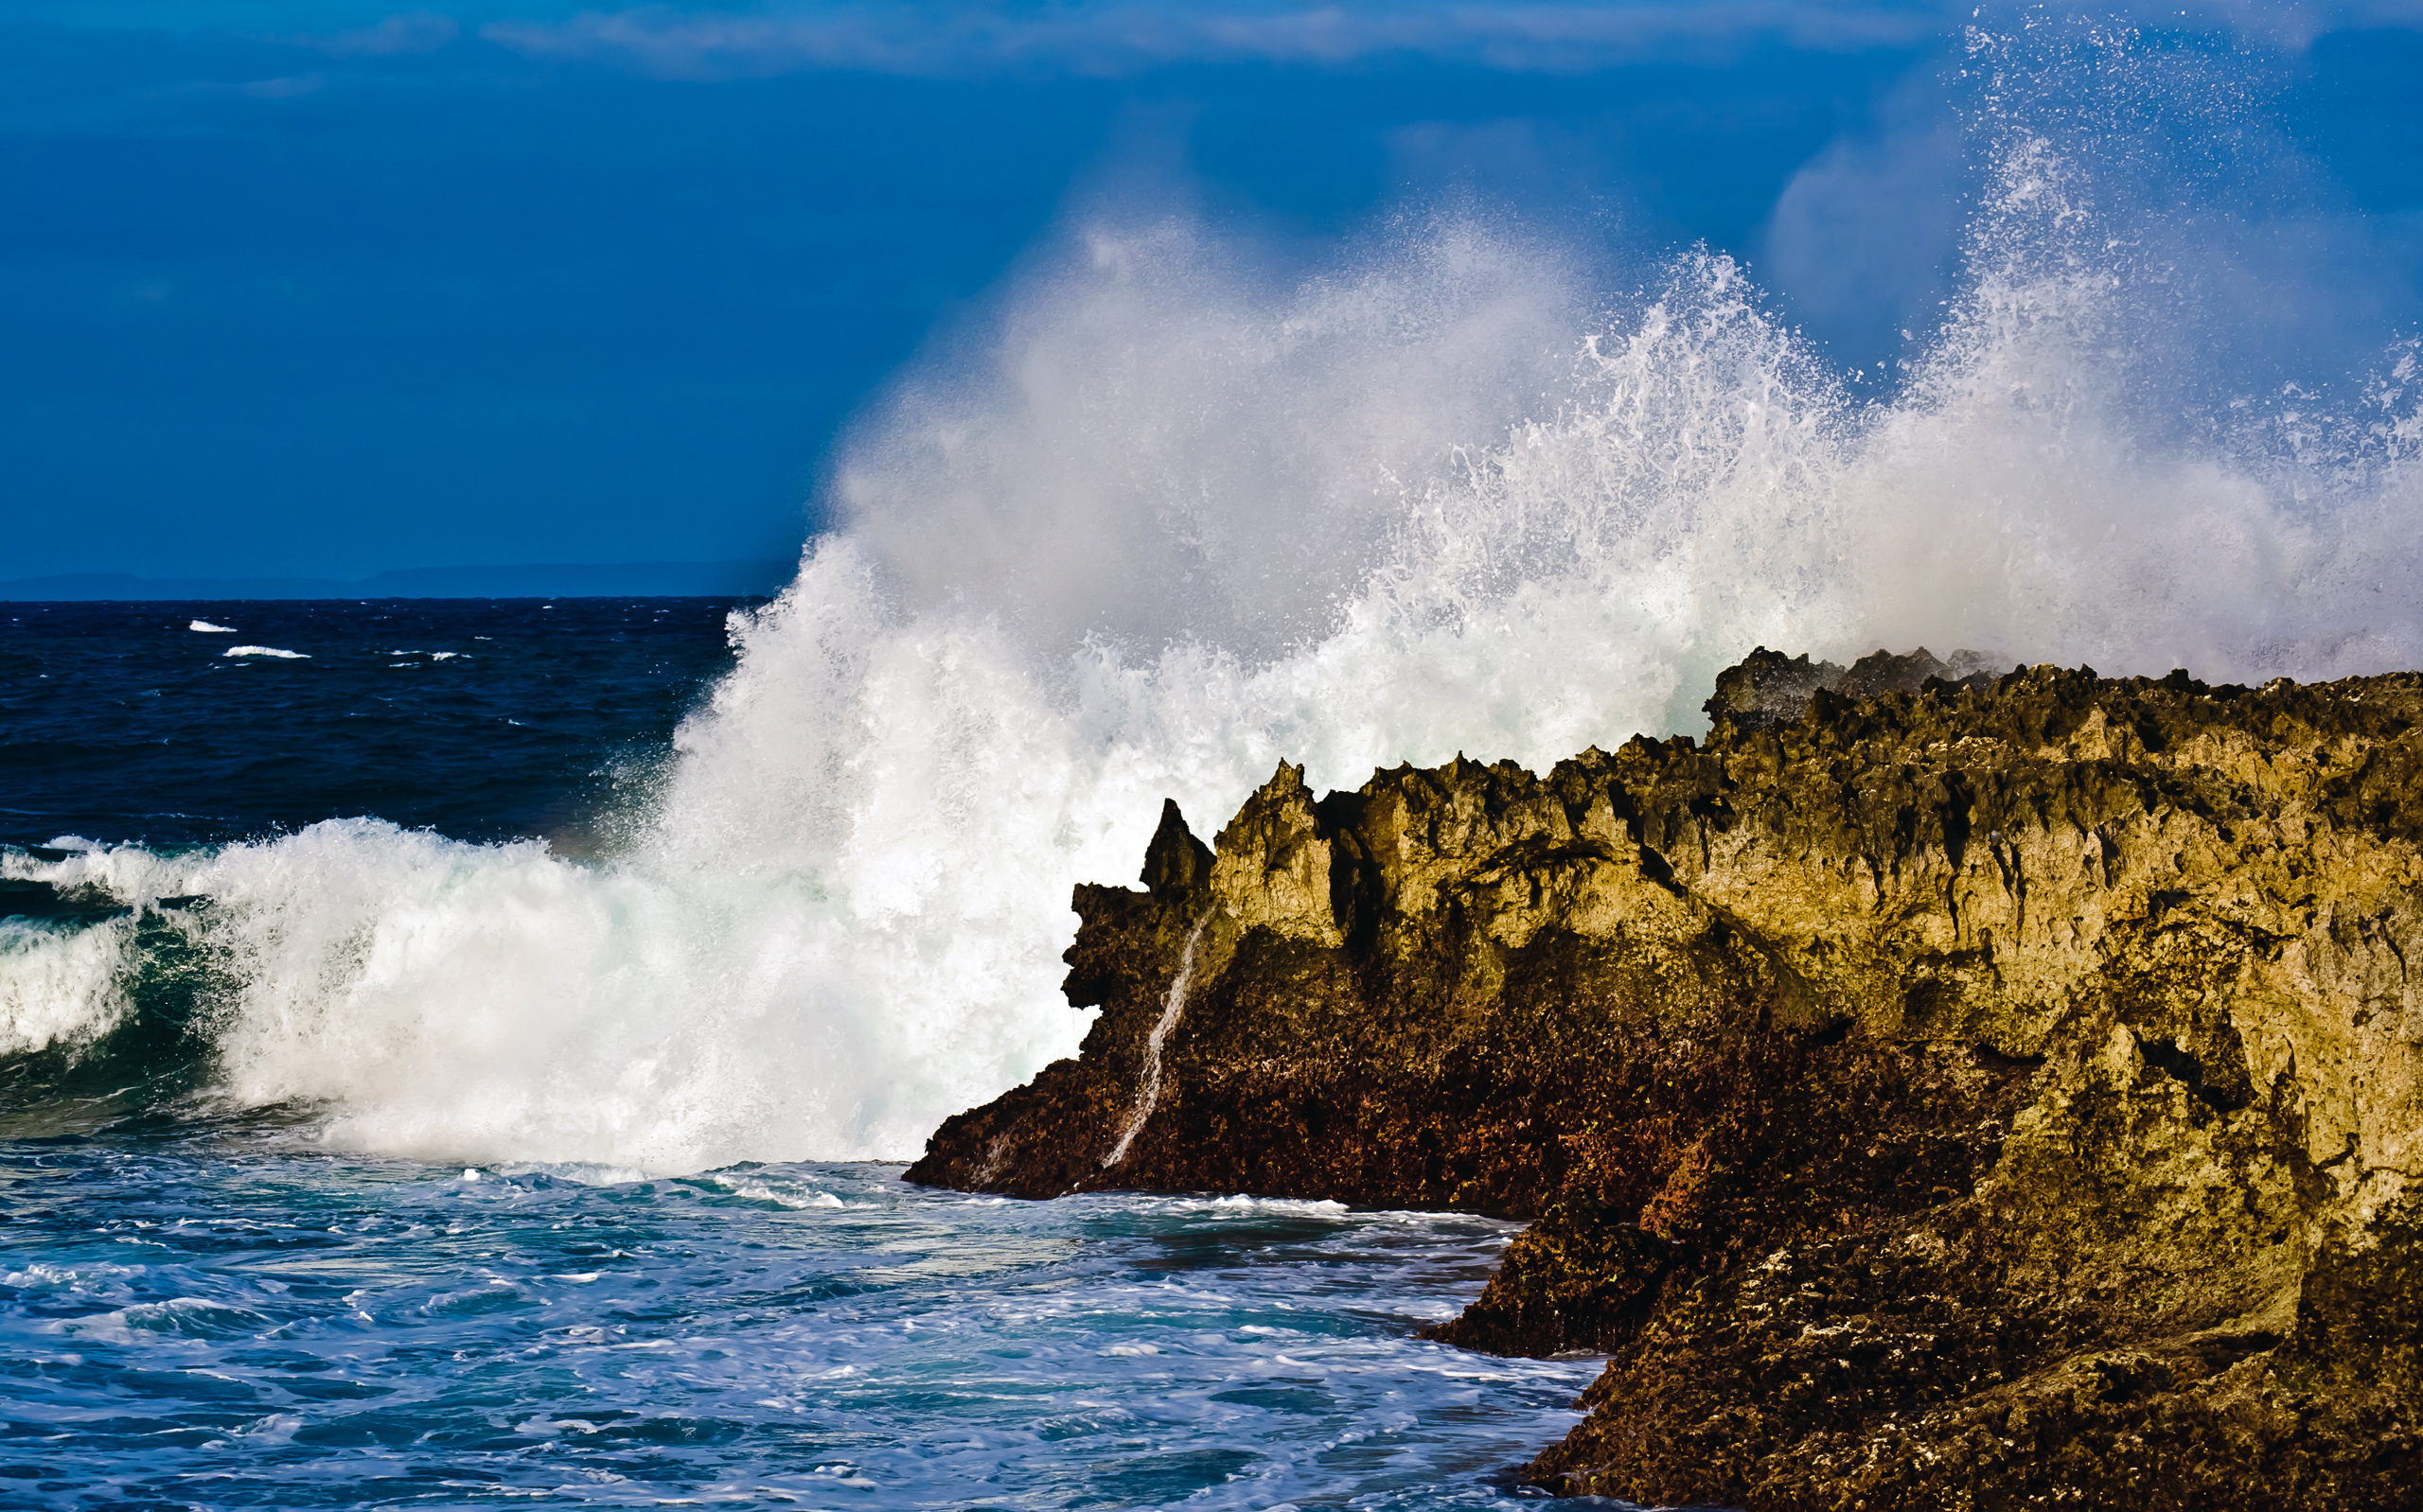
[6,25,2418,1169]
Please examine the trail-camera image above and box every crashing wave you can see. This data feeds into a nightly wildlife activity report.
[4,33,2418,1169]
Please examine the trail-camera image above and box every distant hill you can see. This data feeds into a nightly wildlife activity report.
[0,560,796,602]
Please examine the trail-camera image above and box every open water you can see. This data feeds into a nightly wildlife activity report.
[8,18,2423,1508]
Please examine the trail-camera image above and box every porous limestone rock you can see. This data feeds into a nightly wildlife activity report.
[907,654,2423,1509]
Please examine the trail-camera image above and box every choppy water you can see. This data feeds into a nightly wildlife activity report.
[0,599,744,853]
[0,1125,1597,1510]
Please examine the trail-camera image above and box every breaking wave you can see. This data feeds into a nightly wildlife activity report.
[6,23,2418,1169]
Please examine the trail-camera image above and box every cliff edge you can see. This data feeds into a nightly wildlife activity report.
[906,651,2423,1509]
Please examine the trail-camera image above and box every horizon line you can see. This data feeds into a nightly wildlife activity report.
[0,559,799,603]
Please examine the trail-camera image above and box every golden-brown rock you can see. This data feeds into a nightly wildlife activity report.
[907,656,2423,1509]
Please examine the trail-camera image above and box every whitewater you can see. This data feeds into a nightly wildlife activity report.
[8,32,2423,1176]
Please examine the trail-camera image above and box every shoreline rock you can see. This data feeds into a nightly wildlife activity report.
[907,652,2423,1508]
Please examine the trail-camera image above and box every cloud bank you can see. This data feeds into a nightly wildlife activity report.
[299,11,462,56]
[471,1,2423,80]
[477,1,1962,79]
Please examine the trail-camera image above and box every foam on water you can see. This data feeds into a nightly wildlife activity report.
[0,1145,1586,1508]
[0,916,138,1060]
[5,29,2420,1169]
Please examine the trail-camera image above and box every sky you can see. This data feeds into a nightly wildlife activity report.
[5,1,2421,582]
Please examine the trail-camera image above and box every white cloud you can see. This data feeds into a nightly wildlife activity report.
[293,11,462,58]
[478,2,1962,80]
[240,71,327,97]
[1761,96,1966,350]
[469,1,2423,81]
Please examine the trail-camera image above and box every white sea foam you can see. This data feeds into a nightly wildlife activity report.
[222,645,309,659]
[0,917,138,1060]
[0,1261,143,1298]
[58,1297,270,1343]
[705,1172,848,1208]
[189,620,237,633]
[5,68,2420,1170]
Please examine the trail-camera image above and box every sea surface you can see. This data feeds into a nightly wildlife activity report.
[0,600,1604,1511]
[0,599,744,853]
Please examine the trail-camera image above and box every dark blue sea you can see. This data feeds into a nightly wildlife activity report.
[0,599,745,853]
[0,599,1601,1512]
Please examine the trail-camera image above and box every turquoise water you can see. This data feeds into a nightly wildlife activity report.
[0,1122,1603,1509]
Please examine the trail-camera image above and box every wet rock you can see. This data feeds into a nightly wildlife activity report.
[908,651,2423,1508]
[1700,643,2000,731]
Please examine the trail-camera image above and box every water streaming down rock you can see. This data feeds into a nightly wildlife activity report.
[1104,913,1211,1171]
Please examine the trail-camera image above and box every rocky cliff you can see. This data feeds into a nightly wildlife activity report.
[906,650,2423,1510]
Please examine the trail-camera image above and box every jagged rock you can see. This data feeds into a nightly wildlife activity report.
[1702,643,2002,730]
[907,653,2423,1509]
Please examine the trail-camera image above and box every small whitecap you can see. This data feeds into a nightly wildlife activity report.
[1208,1194,1346,1215]
[496,1162,648,1187]
[807,1466,878,1489]
[705,1173,847,1209]
[223,645,308,659]
[236,1414,304,1443]
[187,619,237,633]
[1,1260,142,1294]
[63,1296,269,1342]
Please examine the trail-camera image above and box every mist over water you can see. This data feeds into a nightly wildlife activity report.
[7,21,2421,1170]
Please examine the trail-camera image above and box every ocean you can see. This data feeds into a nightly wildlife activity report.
[9,24,2423,1507]
[0,599,1599,1510]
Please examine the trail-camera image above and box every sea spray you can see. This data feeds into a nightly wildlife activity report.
[0,913,139,1061]
[4,38,2421,1168]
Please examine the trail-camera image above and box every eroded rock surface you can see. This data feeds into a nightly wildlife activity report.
[907,654,2423,1509]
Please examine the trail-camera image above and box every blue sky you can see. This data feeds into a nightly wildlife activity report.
[5,1,2421,581]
